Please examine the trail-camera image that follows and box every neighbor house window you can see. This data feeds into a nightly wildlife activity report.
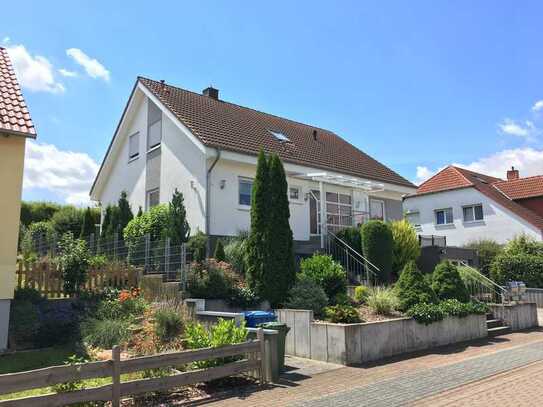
[239,178,253,206]
[463,204,483,222]
[128,132,139,160]
[289,186,300,200]
[147,101,162,150]
[370,199,385,221]
[435,208,453,225]
[147,188,160,209]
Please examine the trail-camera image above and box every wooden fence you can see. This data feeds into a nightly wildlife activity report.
[0,330,266,407]
[16,260,140,297]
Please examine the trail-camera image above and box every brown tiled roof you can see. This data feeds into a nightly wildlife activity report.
[138,77,414,188]
[413,165,543,230]
[0,47,36,138]
[493,176,543,200]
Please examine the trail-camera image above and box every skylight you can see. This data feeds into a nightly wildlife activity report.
[269,130,290,142]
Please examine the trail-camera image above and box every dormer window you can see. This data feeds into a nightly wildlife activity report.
[270,130,290,142]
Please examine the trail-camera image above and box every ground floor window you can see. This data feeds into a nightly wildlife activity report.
[238,178,253,206]
[310,190,353,234]
[370,199,385,221]
[146,188,160,209]
[435,208,453,225]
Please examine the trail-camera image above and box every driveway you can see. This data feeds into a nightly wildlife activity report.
[199,329,543,406]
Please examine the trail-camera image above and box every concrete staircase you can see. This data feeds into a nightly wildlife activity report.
[486,312,511,337]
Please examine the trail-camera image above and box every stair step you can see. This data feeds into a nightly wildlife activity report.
[486,319,503,329]
[488,326,512,337]
[486,313,495,321]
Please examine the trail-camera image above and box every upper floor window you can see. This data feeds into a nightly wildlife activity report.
[239,178,253,206]
[463,204,483,222]
[147,101,162,151]
[128,132,139,160]
[370,199,385,221]
[435,208,453,225]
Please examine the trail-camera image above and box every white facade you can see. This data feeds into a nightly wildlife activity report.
[91,83,415,242]
[403,187,543,246]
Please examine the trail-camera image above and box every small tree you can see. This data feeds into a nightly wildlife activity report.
[361,220,394,283]
[167,188,190,245]
[80,207,95,239]
[431,260,470,302]
[263,154,296,307]
[187,231,208,263]
[117,191,134,232]
[101,205,113,239]
[136,206,143,217]
[214,240,226,262]
[246,150,271,293]
[395,261,436,312]
[390,219,420,277]
[58,233,90,295]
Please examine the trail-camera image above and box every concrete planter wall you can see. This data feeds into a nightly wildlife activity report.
[489,303,538,331]
[184,298,270,314]
[525,289,543,308]
[276,309,487,365]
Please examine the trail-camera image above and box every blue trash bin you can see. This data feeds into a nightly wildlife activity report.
[243,311,277,328]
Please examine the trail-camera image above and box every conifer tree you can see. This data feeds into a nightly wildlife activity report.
[136,206,143,217]
[117,191,134,233]
[80,207,95,239]
[168,188,190,245]
[246,150,271,292]
[100,205,112,239]
[214,240,226,262]
[264,154,296,307]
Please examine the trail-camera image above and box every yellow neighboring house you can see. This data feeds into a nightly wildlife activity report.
[0,47,37,351]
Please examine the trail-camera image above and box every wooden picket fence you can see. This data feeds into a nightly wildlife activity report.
[0,330,266,407]
[16,260,140,297]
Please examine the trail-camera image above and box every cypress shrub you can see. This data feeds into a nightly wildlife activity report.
[431,260,470,302]
[214,240,226,262]
[80,207,96,239]
[167,188,190,245]
[264,154,296,307]
[361,220,393,283]
[117,191,134,232]
[246,150,272,294]
[395,261,436,312]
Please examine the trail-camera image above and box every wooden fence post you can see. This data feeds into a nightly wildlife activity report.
[112,345,121,407]
[257,328,266,385]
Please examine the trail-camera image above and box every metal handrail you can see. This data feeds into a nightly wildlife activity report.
[327,230,379,277]
[458,261,506,303]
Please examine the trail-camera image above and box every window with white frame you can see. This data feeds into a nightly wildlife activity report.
[326,191,353,232]
[289,186,300,200]
[463,204,483,222]
[146,188,160,209]
[370,199,385,221]
[239,178,253,206]
[147,101,162,151]
[128,132,139,160]
[435,208,453,225]
[405,211,421,228]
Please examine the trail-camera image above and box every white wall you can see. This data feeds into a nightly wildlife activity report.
[99,95,147,213]
[160,113,207,233]
[403,187,543,246]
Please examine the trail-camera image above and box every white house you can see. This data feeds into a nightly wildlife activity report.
[90,77,416,252]
[403,165,543,247]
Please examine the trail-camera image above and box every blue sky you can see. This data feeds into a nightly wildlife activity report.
[3,1,543,204]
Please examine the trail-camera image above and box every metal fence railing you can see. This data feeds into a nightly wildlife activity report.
[419,235,447,248]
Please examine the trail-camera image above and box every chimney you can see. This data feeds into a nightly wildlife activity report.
[203,86,219,100]
[507,166,520,181]
[312,129,317,141]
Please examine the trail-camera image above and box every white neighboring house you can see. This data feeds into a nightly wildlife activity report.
[403,166,543,247]
[90,77,415,252]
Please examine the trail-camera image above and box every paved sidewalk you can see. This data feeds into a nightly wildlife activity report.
[200,330,543,407]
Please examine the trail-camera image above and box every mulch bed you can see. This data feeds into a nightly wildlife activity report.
[357,305,404,323]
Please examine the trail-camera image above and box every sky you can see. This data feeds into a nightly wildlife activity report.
[3,1,543,205]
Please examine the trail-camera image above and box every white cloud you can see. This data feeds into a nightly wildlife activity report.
[2,36,10,44]
[23,140,99,206]
[498,118,537,140]
[5,44,65,93]
[66,48,110,81]
[58,68,78,77]
[532,100,543,112]
[414,166,435,185]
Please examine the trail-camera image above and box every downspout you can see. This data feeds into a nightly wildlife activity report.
[206,148,221,256]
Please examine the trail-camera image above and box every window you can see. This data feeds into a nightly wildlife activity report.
[147,101,162,150]
[463,204,483,222]
[435,208,453,225]
[239,178,253,206]
[405,211,421,228]
[289,187,300,200]
[147,188,160,209]
[370,199,385,221]
[128,132,139,160]
[269,130,290,142]
[325,192,353,232]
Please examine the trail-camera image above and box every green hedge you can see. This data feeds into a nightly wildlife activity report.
[491,253,543,287]
[407,300,489,325]
[361,220,393,283]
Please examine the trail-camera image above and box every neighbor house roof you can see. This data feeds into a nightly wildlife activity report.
[412,165,543,230]
[493,176,543,200]
[0,47,36,138]
[137,77,414,188]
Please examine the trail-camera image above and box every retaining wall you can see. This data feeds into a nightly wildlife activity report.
[276,309,487,365]
[525,289,543,308]
[489,303,538,331]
